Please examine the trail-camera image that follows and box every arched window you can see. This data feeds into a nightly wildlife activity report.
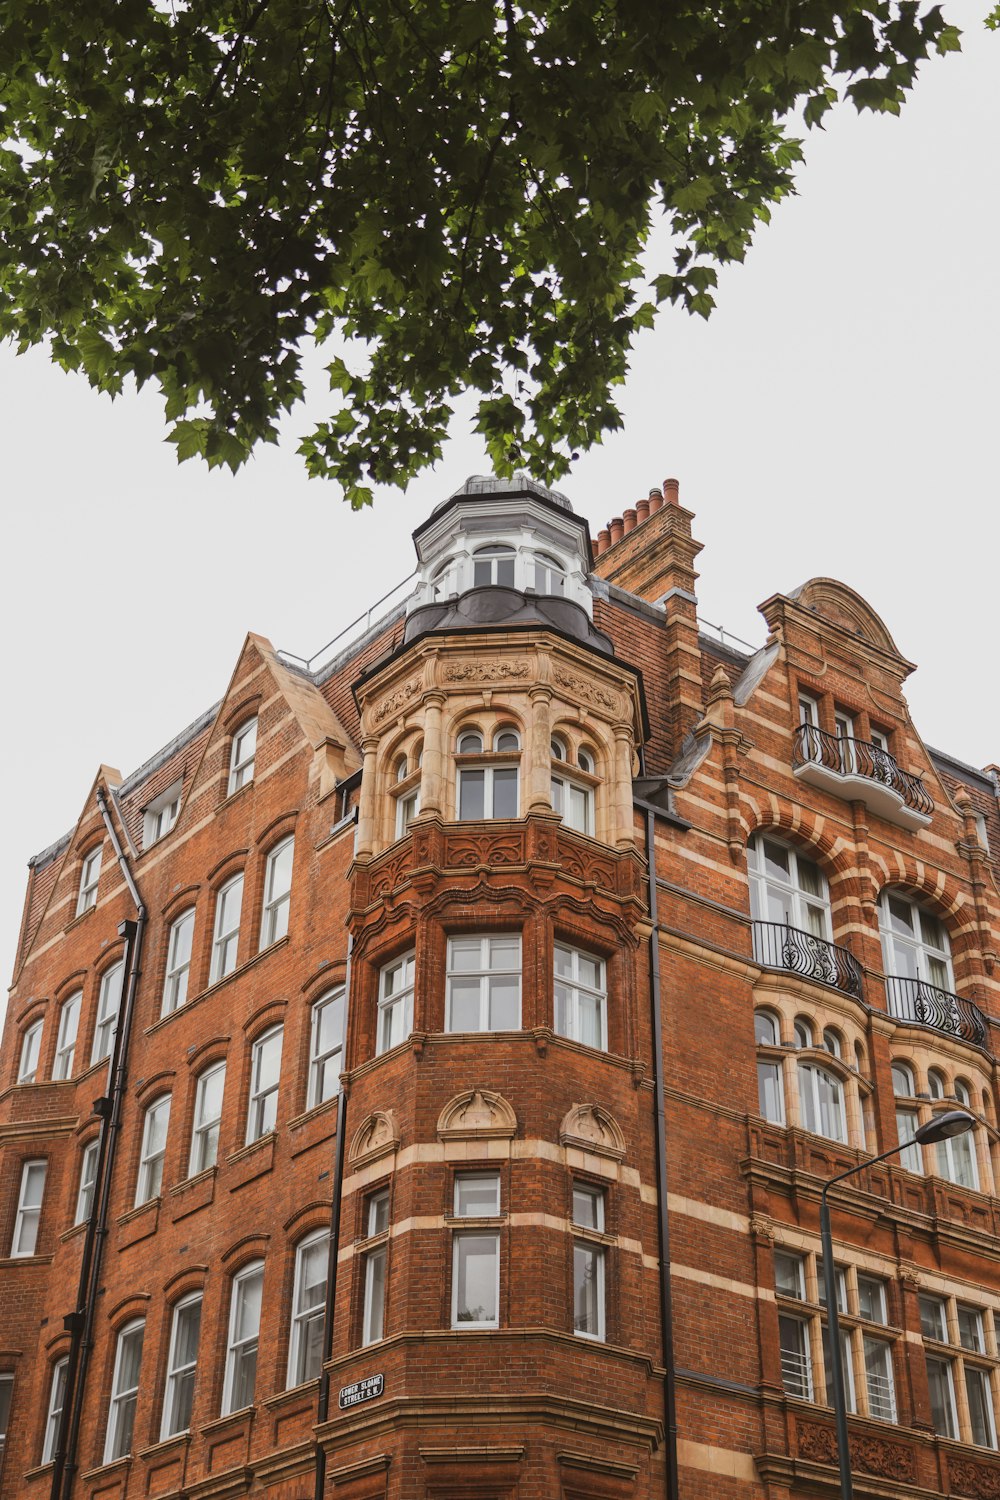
[755,1009,781,1045]
[457,727,519,819]
[822,1027,842,1058]
[54,991,82,1079]
[532,552,565,595]
[395,756,409,782]
[432,559,457,600]
[228,717,257,795]
[17,1020,42,1085]
[955,1078,972,1109]
[287,1229,329,1387]
[222,1261,264,1414]
[797,1062,847,1142]
[928,1068,947,1100]
[878,892,954,992]
[891,1062,915,1097]
[936,1119,979,1190]
[794,1017,815,1049]
[551,736,596,836]
[473,545,515,588]
[854,1041,867,1075]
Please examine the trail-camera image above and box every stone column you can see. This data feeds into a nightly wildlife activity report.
[355,736,380,856]
[613,726,635,847]
[418,692,446,817]
[527,688,553,812]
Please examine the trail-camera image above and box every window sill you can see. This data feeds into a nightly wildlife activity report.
[263,1378,320,1412]
[79,1454,132,1484]
[226,1132,276,1192]
[169,1166,217,1222]
[60,1220,88,1244]
[0,1253,54,1268]
[136,1431,190,1462]
[64,904,97,934]
[219,779,255,811]
[200,1406,256,1438]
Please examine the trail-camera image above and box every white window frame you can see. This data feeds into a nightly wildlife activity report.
[361,1187,390,1347]
[926,1354,959,1439]
[222,1261,264,1415]
[246,1025,283,1144]
[11,1159,46,1257]
[878,891,954,991]
[456,729,520,821]
[104,1318,145,1462]
[75,1139,100,1225]
[551,771,594,835]
[571,1183,606,1342]
[160,1293,202,1439]
[287,1229,329,1387]
[189,1062,226,1176]
[797,1061,847,1143]
[532,551,565,595]
[135,1095,171,1206]
[748,834,832,939]
[91,962,124,1065]
[17,1020,42,1085]
[553,944,606,1050]
[162,908,195,1017]
[77,846,102,916]
[211,874,244,983]
[395,785,420,838]
[54,991,82,1080]
[260,837,294,949]
[472,543,515,588]
[446,935,521,1034]
[377,952,415,1055]
[451,1173,500,1330]
[862,1334,897,1422]
[778,1313,813,1399]
[42,1359,68,1464]
[143,780,182,847]
[965,1363,998,1448]
[228,717,257,795]
[0,1371,10,1457]
[936,1127,980,1191]
[308,989,345,1108]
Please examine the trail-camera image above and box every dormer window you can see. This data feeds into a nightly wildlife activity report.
[143,780,182,847]
[473,545,515,588]
[532,553,565,595]
[457,728,520,819]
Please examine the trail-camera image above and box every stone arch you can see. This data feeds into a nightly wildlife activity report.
[790,579,903,658]
[559,1103,626,1162]
[436,1089,517,1144]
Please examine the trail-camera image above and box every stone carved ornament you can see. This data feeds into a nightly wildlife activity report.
[349,1110,400,1167]
[559,1103,626,1161]
[952,1458,1000,1499]
[442,659,530,683]
[797,1422,916,1483]
[372,679,422,724]
[437,1089,517,1142]
[553,667,626,718]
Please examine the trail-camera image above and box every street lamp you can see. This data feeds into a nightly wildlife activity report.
[820,1109,976,1499]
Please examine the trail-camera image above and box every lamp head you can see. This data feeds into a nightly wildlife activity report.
[913,1110,976,1146]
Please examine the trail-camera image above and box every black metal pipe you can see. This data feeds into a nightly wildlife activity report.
[644,807,679,1500]
[51,787,146,1500]
[314,933,353,1500]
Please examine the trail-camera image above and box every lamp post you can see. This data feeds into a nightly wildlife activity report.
[820,1109,976,1500]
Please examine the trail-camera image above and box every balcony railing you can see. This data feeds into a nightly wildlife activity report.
[792,725,933,830]
[753,921,863,999]
[885,975,990,1050]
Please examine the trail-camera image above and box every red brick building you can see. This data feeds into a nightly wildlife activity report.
[2,474,998,1500]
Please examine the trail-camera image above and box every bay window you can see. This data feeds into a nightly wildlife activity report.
[446,935,520,1033]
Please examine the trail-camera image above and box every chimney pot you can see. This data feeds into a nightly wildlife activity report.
[636,498,650,523]
[647,490,663,515]
[663,476,680,505]
[596,528,610,555]
[609,516,624,544]
[623,508,637,534]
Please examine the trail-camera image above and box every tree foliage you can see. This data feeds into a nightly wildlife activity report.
[0,0,959,504]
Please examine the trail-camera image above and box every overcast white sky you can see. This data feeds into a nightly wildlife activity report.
[2,6,998,992]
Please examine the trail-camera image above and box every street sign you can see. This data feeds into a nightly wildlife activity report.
[338,1373,384,1410]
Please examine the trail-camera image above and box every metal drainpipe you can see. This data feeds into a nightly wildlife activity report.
[314,932,354,1500]
[50,787,146,1500]
[645,806,679,1500]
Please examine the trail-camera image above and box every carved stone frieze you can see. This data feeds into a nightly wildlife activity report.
[442,659,530,684]
[446,832,525,868]
[553,667,626,719]
[797,1421,915,1483]
[558,844,616,891]
[372,678,422,724]
[370,851,413,898]
[952,1458,1000,1499]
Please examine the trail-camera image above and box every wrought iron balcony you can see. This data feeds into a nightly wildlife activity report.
[792,725,933,831]
[752,921,863,999]
[885,975,990,1050]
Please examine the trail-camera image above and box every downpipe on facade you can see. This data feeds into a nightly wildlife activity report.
[644,806,679,1500]
[50,787,147,1500]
